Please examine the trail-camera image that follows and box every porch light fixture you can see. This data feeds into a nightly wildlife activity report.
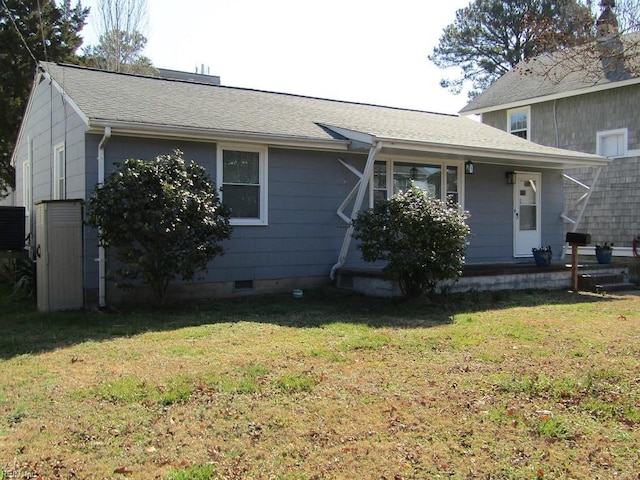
[464,160,474,174]
[409,166,418,180]
[506,171,516,184]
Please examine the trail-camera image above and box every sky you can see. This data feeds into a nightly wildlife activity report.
[79,0,472,115]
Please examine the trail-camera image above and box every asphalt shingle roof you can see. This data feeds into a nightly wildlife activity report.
[41,62,604,164]
[460,33,640,114]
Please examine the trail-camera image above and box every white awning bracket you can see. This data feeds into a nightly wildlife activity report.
[560,166,603,259]
[330,142,383,279]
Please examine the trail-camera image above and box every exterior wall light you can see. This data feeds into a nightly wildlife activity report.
[465,160,474,174]
[506,171,516,184]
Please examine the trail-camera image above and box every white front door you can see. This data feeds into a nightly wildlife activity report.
[513,172,541,257]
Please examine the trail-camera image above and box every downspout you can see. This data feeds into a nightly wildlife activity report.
[97,127,111,307]
[330,141,383,279]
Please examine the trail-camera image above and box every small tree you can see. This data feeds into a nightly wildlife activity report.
[353,184,470,298]
[82,0,156,75]
[86,150,232,303]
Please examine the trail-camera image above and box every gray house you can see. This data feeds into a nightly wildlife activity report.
[11,62,606,306]
[460,30,640,257]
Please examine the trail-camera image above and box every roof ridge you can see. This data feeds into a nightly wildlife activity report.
[41,61,456,118]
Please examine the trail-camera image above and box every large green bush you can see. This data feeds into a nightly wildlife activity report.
[353,184,470,298]
[86,151,232,303]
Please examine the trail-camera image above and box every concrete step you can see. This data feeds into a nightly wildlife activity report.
[577,272,638,293]
[590,282,636,293]
[578,273,623,289]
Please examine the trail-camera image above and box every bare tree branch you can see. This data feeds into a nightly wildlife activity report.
[83,0,155,74]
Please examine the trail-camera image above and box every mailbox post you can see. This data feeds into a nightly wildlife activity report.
[566,232,591,292]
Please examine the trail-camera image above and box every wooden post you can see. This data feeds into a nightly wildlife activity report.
[571,243,579,292]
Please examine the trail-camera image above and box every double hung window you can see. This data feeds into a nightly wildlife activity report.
[217,145,267,225]
[597,128,627,157]
[53,142,65,199]
[508,107,530,139]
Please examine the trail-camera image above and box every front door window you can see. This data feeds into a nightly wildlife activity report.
[514,173,541,257]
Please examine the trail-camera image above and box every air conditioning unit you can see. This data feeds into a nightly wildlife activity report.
[0,207,26,250]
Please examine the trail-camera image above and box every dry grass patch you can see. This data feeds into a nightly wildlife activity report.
[1,287,639,479]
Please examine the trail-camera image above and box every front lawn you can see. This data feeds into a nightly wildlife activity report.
[1,287,638,479]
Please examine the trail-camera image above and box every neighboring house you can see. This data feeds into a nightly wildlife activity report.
[460,28,640,254]
[11,62,605,306]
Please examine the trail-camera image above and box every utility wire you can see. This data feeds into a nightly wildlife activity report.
[0,0,40,66]
[36,0,49,62]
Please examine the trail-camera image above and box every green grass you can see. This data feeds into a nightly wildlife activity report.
[165,464,216,480]
[1,285,639,479]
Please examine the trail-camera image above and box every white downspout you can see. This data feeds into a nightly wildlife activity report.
[97,126,111,307]
[330,141,383,279]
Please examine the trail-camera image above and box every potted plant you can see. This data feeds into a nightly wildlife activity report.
[595,242,614,264]
[532,246,552,267]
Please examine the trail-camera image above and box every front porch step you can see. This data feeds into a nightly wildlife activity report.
[578,273,635,293]
[335,263,634,297]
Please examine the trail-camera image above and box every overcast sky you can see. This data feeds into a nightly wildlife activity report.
[80,0,472,114]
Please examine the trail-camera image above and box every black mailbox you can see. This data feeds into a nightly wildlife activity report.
[566,232,591,245]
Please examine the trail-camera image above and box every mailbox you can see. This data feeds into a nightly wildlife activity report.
[565,232,591,245]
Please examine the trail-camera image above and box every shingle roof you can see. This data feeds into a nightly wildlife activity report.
[41,62,605,166]
[461,33,640,114]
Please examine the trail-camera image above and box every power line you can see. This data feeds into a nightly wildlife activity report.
[36,0,49,62]
[0,0,40,66]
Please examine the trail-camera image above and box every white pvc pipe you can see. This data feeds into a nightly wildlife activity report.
[97,127,111,307]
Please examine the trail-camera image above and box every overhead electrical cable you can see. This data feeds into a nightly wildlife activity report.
[36,0,49,62]
[0,0,40,66]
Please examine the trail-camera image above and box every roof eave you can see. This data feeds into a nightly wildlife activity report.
[460,75,640,116]
[375,137,609,168]
[87,120,352,151]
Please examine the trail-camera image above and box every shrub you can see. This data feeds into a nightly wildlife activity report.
[86,150,232,303]
[0,257,35,298]
[353,184,470,298]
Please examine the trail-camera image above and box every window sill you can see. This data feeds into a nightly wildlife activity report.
[230,219,268,227]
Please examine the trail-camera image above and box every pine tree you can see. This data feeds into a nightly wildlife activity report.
[0,0,88,197]
[429,0,594,97]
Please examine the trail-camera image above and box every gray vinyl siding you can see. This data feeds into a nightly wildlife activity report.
[83,135,217,289]
[464,164,564,262]
[218,148,361,281]
[464,164,514,262]
[85,137,367,289]
[481,84,640,247]
[480,111,507,133]
[13,77,87,238]
[0,193,13,206]
[540,170,565,253]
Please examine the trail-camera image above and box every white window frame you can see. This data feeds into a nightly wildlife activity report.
[53,142,66,199]
[507,106,530,140]
[370,156,465,208]
[596,128,628,157]
[216,144,268,226]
